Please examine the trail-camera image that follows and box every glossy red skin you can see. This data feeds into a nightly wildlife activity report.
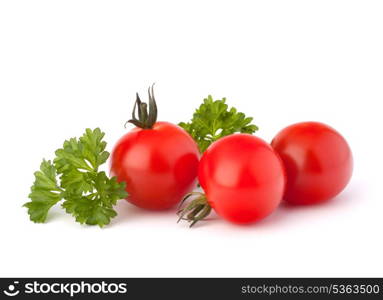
[199,134,286,224]
[271,121,353,205]
[111,121,199,210]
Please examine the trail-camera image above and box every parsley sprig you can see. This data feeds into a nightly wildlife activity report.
[179,95,258,153]
[23,128,127,227]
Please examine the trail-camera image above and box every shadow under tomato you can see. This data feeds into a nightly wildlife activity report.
[112,197,222,228]
[112,200,175,223]
[110,182,362,229]
[250,183,362,230]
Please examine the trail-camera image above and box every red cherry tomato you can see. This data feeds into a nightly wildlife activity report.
[111,88,199,210]
[271,121,353,205]
[111,121,199,210]
[199,134,286,224]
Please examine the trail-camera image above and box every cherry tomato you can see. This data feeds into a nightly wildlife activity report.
[271,121,353,205]
[111,88,199,210]
[199,134,286,224]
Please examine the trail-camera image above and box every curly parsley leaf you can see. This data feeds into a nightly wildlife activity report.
[62,172,127,227]
[54,128,109,194]
[179,95,258,153]
[23,160,63,223]
[24,128,128,227]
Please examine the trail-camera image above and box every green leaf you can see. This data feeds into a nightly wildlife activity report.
[94,172,128,206]
[179,96,258,152]
[23,160,63,223]
[54,128,126,227]
[79,128,109,169]
[61,195,116,227]
[25,128,128,227]
[62,173,127,227]
[54,128,109,194]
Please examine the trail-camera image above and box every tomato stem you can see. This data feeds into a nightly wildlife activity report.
[177,192,212,227]
[126,84,158,129]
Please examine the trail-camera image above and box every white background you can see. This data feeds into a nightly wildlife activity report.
[0,0,382,277]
